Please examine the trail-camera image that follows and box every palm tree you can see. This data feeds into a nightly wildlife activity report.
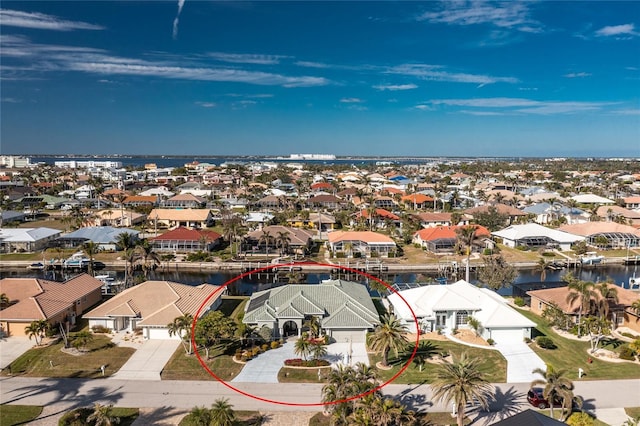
[0,292,10,310]
[71,330,94,351]
[168,313,195,355]
[368,313,408,367]
[412,340,440,372]
[322,363,379,424]
[24,319,48,346]
[209,398,236,426]
[186,406,212,426]
[431,352,493,426]
[310,340,328,361]
[455,225,477,282]
[531,364,576,420]
[565,274,596,337]
[304,316,321,339]
[275,230,291,256]
[86,403,120,426]
[631,299,640,316]
[594,282,618,320]
[83,241,101,276]
[294,336,312,361]
[536,258,547,282]
[136,239,160,278]
[258,230,273,256]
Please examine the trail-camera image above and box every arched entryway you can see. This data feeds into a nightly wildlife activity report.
[282,320,298,337]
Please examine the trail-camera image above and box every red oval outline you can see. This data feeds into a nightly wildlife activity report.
[190,261,420,407]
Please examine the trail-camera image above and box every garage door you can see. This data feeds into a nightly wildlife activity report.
[146,327,177,340]
[490,328,524,345]
[331,329,367,343]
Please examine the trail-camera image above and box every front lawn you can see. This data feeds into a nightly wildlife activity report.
[179,410,262,426]
[1,335,135,378]
[59,407,139,426]
[516,308,640,380]
[369,340,507,384]
[161,346,243,381]
[278,366,328,383]
[0,405,43,425]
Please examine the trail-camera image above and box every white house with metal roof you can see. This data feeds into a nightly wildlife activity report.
[0,227,61,253]
[492,223,584,251]
[386,280,536,344]
[243,279,379,343]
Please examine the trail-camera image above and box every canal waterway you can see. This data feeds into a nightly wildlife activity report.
[3,263,638,297]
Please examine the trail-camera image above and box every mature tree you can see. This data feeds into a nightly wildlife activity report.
[294,335,312,361]
[473,206,509,231]
[71,330,94,351]
[580,316,611,354]
[136,239,160,278]
[194,310,237,359]
[368,313,409,367]
[185,406,212,426]
[83,241,100,276]
[536,258,547,282]
[412,340,440,372]
[431,352,493,426]
[258,230,273,255]
[322,363,380,425]
[210,398,236,426]
[565,273,596,337]
[310,340,328,361]
[531,364,577,420]
[304,316,321,339]
[455,225,477,282]
[594,282,618,319]
[24,320,48,346]
[86,403,120,426]
[477,254,517,290]
[168,313,195,355]
[275,230,292,256]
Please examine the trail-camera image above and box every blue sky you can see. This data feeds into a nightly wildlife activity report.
[1,1,638,157]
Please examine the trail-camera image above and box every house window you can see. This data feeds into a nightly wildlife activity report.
[456,310,468,326]
[538,302,542,310]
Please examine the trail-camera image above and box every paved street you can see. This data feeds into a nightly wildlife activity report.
[1,377,638,425]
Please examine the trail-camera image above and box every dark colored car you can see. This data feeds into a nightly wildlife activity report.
[527,387,562,409]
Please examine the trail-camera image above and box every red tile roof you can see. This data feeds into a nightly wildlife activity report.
[401,193,434,204]
[414,225,490,241]
[151,226,222,242]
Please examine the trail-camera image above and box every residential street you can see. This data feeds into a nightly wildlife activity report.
[1,377,638,424]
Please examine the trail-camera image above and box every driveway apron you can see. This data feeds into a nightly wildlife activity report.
[494,341,546,383]
[232,341,296,383]
[109,339,180,380]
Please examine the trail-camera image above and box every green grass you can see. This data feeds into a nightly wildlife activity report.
[369,340,507,384]
[179,410,262,426]
[0,405,43,425]
[59,407,138,426]
[516,308,640,380]
[161,346,243,381]
[278,366,329,383]
[1,335,134,378]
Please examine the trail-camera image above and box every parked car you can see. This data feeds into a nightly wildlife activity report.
[527,387,562,409]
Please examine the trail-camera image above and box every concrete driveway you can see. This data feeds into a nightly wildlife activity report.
[0,336,34,370]
[494,340,546,383]
[324,341,369,367]
[109,339,180,380]
[232,340,296,383]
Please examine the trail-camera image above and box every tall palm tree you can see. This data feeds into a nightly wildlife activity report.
[83,241,100,276]
[368,313,408,367]
[86,403,120,426]
[431,352,493,426]
[275,230,291,256]
[209,398,236,426]
[24,319,48,346]
[258,230,273,256]
[594,282,618,320]
[412,340,440,372]
[531,364,576,420]
[310,341,328,361]
[565,273,596,337]
[294,336,312,361]
[535,258,547,282]
[168,313,195,355]
[455,225,477,282]
[322,363,379,425]
[136,240,160,278]
[186,406,212,426]
[304,316,321,339]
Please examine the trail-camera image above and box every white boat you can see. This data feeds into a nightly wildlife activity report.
[63,252,90,269]
[95,273,122,295]
[26,262,45,270]
[629,270,639,290]
[581,252,604,265]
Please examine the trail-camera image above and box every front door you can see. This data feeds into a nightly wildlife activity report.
[436,312,447,328]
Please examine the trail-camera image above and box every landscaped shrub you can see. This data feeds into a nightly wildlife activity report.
[284,358,330,367]
[91,325,111,334]
[261,343,269,352]
[566,412,595,426]
[486,338,495,346]
[536,336,557,349]
[483,248,492,255]
[513,297,525,307]
[618,344,636,361]
[270,341,280,349]
[621,332,638,339]
[524,337,532,344]
[542,251,555,257]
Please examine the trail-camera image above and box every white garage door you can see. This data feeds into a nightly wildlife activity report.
[490,328,524,345]
[331,329,367,343]
[146,327,177,340]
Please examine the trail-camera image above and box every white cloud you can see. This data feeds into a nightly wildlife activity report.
[387,64,518,85]
[0,9,104,31]
[459,109,504,116]
[1,97,21,103]
[295,61,331,68]
[373,83,418,91]
[430,97,539,107]
[207,52,287,65]
[564,72,591,78]
[417,1,542,33]
[195,101,216,108]
[427,97,616,115]
[340,97,364,103]
[173,0,186,39]
[611,108,640,115]
[595,23,637,37]
[414,104,433,111]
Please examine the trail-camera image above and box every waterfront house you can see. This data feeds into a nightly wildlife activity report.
[287,212,336,233]
[147,208,214,229]
[241,225,315,257]
[84,280,222,339]
[0,274,103,337]
[413,225,490,253]
[327,230,396,258]
[56,226,139,251]
[243,279,378,342]
[149,227,222,253]
[492,223,584,251]
[558,222,640,249]
[386,280,535,343]
[0,227,61,253]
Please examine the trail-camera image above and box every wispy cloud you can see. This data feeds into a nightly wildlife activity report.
[195,101,216,108]
[595,23,637,37]
[173,0,186,39]
[0,36,330,88]
[426,97,616,115]
[295,61,331,69]
[612,108,640,115]
[340,97,364,103]
[0,9,104,31]
[564,72,591,78]
[1,97,21,103]
[387,64,518,85]
[373,83,418,91]
[207,52,287,65]
[417,1,542,33]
